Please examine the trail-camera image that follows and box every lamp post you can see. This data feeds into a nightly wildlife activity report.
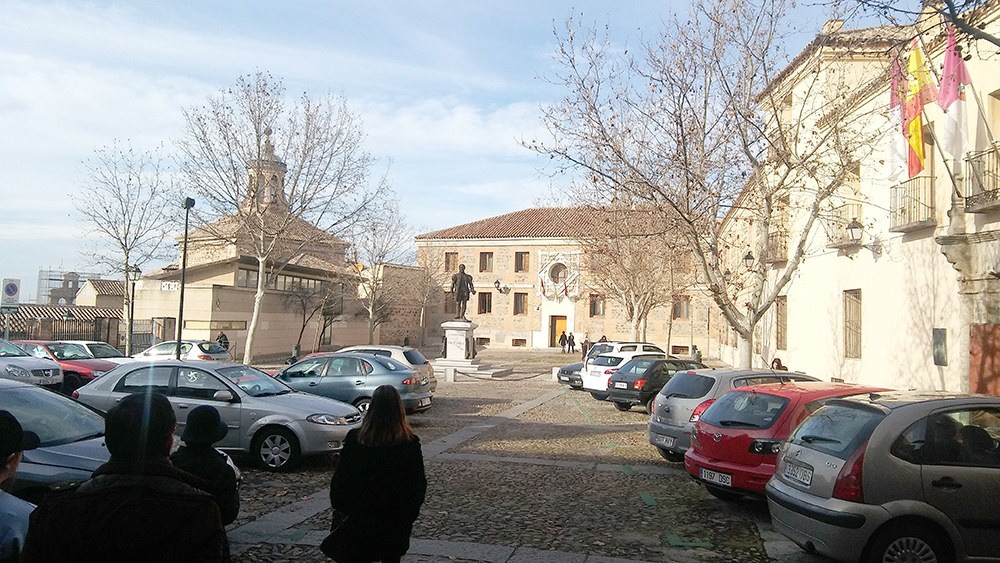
[743,251,755,270]
[127,265,141,356]
[176,197,195,360]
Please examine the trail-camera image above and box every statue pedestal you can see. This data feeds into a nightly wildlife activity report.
[431,320,512,381]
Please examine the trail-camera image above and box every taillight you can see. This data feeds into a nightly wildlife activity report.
[832,440,867,502]
[749,439,782,455]
[604,368,618,375]
[72,390,80,399]
[633,379,647,390]
[689,399,715,423]
[401,377,419,385]
[197,354,212,360]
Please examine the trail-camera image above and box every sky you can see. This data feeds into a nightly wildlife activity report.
[0,0,839,302]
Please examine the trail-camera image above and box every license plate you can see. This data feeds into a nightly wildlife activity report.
[418,398,431,407]
[700,468,732,487]
[614,381,628,389]
[654,434,675,448]
[559,375,570,381]
[783,462,813,486]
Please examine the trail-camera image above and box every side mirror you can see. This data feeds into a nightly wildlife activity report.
[213,390,235,402]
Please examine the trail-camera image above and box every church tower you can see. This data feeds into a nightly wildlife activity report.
[243,127,289,212]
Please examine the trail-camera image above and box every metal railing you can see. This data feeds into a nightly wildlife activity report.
[889,176,935,231]
[765,230,788,263]
[827,203,863,248]
[966,147,1000,212]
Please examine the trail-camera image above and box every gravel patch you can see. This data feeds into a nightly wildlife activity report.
[516,390,652,426]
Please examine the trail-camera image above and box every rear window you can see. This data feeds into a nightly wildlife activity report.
[659,371,716,400]
[198,342,227,354]
[374,356,408,371]
[403,350,428,365]
[588,344,613,357]
[789,403,886,459]
[617,358,659,376]
[592,356,624,367]
[700,390,790,429]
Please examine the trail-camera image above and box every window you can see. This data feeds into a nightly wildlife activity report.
[844,289,862,359]
[325,283,344,315]
[175,368,230,400]
[514,252,529,272]
[479,252,493,272]
[475,337,491,346]
[513,292,527,315]
[589,294,605,317]
[444,252,458,272]
[237,268,259,288]
[672,295,691,319]
[549,263,567,283]
[512,338,527,347]
[776,295,787,351]
[478,292,492,314]
[114,366,172,395]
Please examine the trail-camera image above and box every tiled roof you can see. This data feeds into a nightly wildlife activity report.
[82,279,126,297]
[8,305,123,322]
[416,207,616,240]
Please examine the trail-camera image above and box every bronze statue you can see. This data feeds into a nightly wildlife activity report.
[449,264,476,320]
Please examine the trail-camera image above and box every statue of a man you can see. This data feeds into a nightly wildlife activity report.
[449,264,476,320]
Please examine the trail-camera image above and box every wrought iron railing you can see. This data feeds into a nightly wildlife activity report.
[889,176,935,231]
[827,203,863,248]
[765,230,788,263]
[966,147,1000,212]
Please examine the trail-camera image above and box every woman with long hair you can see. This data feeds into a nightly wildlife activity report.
[328,385,427,563]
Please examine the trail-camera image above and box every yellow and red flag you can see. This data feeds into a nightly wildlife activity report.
[905,38,937,178]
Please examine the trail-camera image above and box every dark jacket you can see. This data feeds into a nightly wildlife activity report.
[330,429,427,560]
[171,445,240,526]
[20,458,228,563]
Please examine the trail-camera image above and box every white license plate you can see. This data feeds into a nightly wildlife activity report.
[700,467,732,487]
[559,375,570,381]
[418,398,431,407]
[614,381,628,389]
[783,462,813,486]
[654,434,676,448]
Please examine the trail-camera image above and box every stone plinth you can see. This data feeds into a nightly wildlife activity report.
[431,319,512,381]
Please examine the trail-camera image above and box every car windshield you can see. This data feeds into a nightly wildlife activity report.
[592,355,624,367]
[48,343,93,360]
[700,390,790,429]
[790,403,886,459]
[659,372,716,399]
[403,349,428,365]
[197,342,228,354]
[0,341,28,357]
[617,358,659,375]
[87,343,125,358]
[217,365,291,397]
[0,387,105,447]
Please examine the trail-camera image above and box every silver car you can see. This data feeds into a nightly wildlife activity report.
[0,338,63,391]
[63,340,136,366]
[334,345,437,392]
[648,369,818,462]
[134,340,231,361]
[73,360,362,471]
[766,391,1000,563]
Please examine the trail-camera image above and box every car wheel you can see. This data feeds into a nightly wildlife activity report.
[252,427,301,471]
[590,392,608,401]
[646,398,655,414]
[705,485,743,502]
[613,401,632,412]
[657,447,685,463]
[864,522,952,563]
[62,374,82,394]
[354,398,371,414]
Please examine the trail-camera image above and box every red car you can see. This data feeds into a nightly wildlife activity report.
[684,381,889,501]
[13,340,119,393]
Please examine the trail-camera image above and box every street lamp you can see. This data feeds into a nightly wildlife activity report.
[127,265,141,356]
[743,251,755,270]
[846,218,864,244]
[176,197,195,360]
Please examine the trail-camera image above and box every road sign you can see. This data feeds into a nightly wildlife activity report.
[1,278,20,309]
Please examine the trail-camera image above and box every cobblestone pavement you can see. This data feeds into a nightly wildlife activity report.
[230,350,826,563]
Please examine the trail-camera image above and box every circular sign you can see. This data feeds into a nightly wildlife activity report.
[3,283,17,297]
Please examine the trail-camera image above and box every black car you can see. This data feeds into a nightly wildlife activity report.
[606,358,707,413]
[556,363,583,388]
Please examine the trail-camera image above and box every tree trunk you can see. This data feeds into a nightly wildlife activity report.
[368,315,376,345]
[738,331,752,369]
[243,260,267,365]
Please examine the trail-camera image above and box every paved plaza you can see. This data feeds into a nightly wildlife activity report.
[230,350,827,563]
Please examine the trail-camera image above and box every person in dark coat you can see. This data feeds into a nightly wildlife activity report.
[567,332,576,353]
[20,393,228,563]
[170,405,240,526]
[558,331,568,352]
[216,331,230,351]
[329,385,427,563]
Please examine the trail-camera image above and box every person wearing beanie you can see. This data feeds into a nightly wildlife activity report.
[171,405,240,526]
[0,410,39,562]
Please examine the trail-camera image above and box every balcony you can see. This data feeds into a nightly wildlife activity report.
[827,203,863,249]
[889,176,936,232]
[764,230,788,263]
[966,147,1000,213]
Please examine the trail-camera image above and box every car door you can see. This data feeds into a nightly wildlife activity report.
[276,357,330,394]
[919,407,1000,558]
[172,366,243,450]
[316,356,368,404]
[105,365,174,411]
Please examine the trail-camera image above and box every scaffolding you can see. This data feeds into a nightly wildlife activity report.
[35,269,105,306]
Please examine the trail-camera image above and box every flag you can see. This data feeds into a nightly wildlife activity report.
[540,280,545,296]
[939,26,972,160]
[905,38,938,178]
[563,282,569,297]
[886,56,907,182]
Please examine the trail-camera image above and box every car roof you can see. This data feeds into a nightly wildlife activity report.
[829,390,1000,411]
[116,359,249,369]
[724,381,891,399]
[0,378,35,390]
[338,344,409,351]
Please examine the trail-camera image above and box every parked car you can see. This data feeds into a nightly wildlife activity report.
[274,352,432,414]
[62,340,136,365]
[684,381,889,501]
[0,378,109,504]
[73,360,362,470]
[14,340,119,393]
[648,369,819,462]
[766,391,1000,563]
[557,362,584,389]
[134,340,231,361]
[581,342,668,400]
[0,338,63,391]
[583,341,667,373]
[606,358,707,413]
[334,345,437,393]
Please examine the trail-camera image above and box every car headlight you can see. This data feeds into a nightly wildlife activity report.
[5,365,30,378]
[307,413,350,425]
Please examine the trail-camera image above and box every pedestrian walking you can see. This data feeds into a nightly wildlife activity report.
[567,333,576,353]
[170,405,240,526]
[581,333,591,361]
[0,410,39,562]
[21,393,228,563]
[324,385,427,563]
[558,331,567,353]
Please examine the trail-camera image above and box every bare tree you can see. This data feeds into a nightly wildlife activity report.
[176,72,384,364]
[848,0,1000,49]
[527,0,889,367]
[281,278,332,353]
[73,140,176,354]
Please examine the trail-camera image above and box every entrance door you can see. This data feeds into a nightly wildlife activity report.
[970,324,1000,394]
[549,316,567,347]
